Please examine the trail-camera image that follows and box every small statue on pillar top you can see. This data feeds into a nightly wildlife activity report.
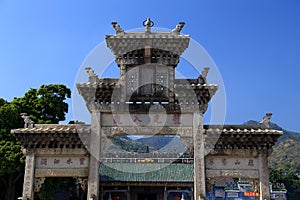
[198,67,210,84]
[20,113,34,128]
[111,22,124,34]
[172,22,185,34]
[85,67,99,83]
[260,113,272,128]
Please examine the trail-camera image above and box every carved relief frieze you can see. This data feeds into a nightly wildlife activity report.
[35,156,89,169]
[206,169,259,179]
[35,169,88,177]
[101,113,193,127]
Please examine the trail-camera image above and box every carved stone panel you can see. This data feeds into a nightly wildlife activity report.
[126,68,139,94]
[36,156,89,169]
[206,156,259,170]
[35,169,88,177]
[102,113,193,127]
[140,67,154,95]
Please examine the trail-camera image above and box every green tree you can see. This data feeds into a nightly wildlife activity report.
[269,167,300,199]
[12,84,71,124]
[0,84,71,200]
[36,178,77,200]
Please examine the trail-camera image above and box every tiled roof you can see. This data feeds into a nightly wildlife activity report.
[204,125,283,150]
[204,125,283,134]
[106,32,190,56]
[76,81,218,89]
[11,124,78,134]
[76,78,119,87]
[100,163,193,182]
[106,32,190,39]
[11,124,282,136]
[11,124,90,149]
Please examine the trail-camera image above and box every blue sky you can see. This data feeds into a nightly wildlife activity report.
[0,1,300,132]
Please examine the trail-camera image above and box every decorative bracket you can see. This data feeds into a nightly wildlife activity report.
[77,177,88,191]
[34,177,45,192]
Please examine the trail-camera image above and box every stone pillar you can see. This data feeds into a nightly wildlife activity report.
[126,186,131,200]
[259,151,271,200]
[22,152,35,200]
[163,186,167,200]
[87,111,101,200]
[193,112,206,200]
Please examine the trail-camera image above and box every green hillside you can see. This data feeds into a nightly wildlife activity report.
[245,120,300,171]
[136,136,187,153]
[269,139,300,171]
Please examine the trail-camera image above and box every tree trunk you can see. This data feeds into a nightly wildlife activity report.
[0,176,7,200]
[1,173,23,200]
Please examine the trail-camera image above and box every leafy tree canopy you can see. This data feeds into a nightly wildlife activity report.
[12,84,71,124]
[0,84,71,199]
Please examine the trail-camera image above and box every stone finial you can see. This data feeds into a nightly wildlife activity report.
[85,67,99,83]
[143,18,154,33]
[85,67,97,77]
[198,67,210,84]
[20,113,34,128]
[260,113,272,128]
[111,22,124,34]
[172,22,185,34]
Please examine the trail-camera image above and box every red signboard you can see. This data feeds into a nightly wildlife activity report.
[244,192,260,196]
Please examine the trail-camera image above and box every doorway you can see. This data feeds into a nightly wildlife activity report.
[137,193,157,200]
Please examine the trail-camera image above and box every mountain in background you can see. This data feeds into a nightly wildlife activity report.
[244,120,300,171]
[111,135,186,154]
[136,136,187,153]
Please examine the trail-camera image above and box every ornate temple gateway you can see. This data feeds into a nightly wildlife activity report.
[12,20,283,200]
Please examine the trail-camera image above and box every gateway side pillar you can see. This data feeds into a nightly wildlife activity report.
[193,112,206,200]
[259,151,271,200]
[22,152,35,200]
[87,111,101,200]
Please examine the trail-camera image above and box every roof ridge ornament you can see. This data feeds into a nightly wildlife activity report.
[143,18,154,33]
[85,67,99,83]
[111,22,125,35]
[172,22,185,35]
[260,113,272,128]
[198,67,210,84]
[20,113,34,128]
